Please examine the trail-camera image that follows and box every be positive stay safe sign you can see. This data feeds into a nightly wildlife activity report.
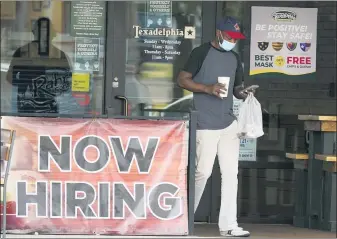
[250,6,317,77]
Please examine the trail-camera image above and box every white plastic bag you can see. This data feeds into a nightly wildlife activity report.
[237,93,264,139]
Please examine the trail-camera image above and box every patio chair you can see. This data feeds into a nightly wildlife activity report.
[1,128,16,239]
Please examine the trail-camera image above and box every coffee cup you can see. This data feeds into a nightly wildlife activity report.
[217,77,230,98]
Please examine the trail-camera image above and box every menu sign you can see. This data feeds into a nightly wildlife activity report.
[71,1,106,37]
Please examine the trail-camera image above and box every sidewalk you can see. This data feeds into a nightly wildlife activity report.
[4,223,336,238]
[195,223,336,238]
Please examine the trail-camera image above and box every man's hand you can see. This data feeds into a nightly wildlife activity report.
[239,85,259,99]
[205,83,227,98]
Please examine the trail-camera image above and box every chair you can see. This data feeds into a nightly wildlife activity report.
[1,128,16,239]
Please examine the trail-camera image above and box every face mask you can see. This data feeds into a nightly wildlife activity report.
[219,34,236,51]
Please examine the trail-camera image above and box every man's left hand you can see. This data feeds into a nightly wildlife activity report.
[240,85,259,99]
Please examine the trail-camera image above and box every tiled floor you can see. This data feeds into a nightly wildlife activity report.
[4,223,336,238]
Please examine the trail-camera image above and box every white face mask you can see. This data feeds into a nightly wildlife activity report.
[219,33,236,51]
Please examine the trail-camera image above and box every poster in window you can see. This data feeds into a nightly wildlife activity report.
[250,7,317,78]
[74,37,100,73]
[70,1,106,37]
[146,1,172,28]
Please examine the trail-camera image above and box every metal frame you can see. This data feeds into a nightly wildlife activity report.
[188,111,197,235]
[0,112,187,121]
[202,2,217,44]
[1,129,16,239]
[306,131,336,230]
[307,131,324,230]
[105,1,127,117]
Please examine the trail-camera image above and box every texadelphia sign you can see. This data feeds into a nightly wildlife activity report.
[133,25,196,39]
[0,117,189,235]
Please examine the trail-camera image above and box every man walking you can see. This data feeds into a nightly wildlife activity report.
[177,16,251,237]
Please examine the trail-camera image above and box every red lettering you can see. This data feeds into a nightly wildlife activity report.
[306,57,311,64]
[287,56,311,65]
[293,57,299,64]
[287,57,292,64]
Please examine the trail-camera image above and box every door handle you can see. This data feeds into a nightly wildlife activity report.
[115,95,129,116]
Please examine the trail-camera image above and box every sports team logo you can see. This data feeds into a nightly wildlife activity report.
[258,42,269,51]
[234,23,240,31]
[300,43,311,52]
[286,42,297,51]
[272,42,283,51]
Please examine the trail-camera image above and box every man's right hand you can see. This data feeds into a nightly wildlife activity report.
[204,83,227,98]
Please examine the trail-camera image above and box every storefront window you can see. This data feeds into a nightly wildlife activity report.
[0,1,106,116]
[124,1,202,116]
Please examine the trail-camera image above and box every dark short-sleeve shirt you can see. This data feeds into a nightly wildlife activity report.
[183,42,244,130]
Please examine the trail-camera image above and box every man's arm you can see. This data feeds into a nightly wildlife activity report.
[177,47,208,93]
[177,71,209,93]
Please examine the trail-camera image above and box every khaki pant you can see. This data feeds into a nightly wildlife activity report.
[194,121,240,231]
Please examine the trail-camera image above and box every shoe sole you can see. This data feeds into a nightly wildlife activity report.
[223,233,251,237]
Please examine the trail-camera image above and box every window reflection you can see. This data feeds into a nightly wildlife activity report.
[1,1,106,116]
[125,1,202,116]
[6,17,72,114]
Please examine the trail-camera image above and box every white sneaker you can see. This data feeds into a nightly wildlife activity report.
[220,227,250,237]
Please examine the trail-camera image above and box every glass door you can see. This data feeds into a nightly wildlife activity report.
[104,1,218,223]
[105,1,206,118]
[0,1,108,117]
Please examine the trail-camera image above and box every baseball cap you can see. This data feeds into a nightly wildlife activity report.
[216,16,245,39]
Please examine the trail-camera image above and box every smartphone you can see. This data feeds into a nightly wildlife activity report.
[243,85,259,92]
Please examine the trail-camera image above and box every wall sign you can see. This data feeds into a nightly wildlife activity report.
[134,1,195,63]
[250,6,317,76]
[133,25,195,63]
[70,1,106,37]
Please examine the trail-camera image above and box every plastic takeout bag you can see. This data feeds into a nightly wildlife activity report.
[237,93,264,139]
